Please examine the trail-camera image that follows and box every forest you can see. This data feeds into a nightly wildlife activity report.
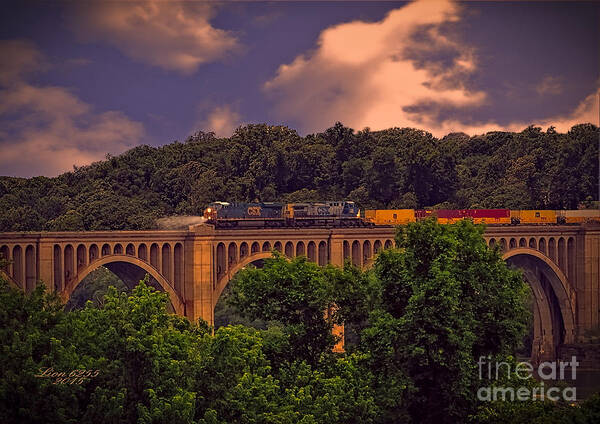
[2,220,600,424]
[0,123,598,231]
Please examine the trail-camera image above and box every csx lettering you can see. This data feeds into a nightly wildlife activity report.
[247,207,261,216]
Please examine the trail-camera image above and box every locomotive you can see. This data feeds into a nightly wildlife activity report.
[203,201,366,228]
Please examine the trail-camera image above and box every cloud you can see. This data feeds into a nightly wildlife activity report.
[196,104,243,138]
[0,40,144,177]
[0,39,46,85]
[264,0,485,135]
[535,75,563,96]
[264,0,597,136]
[69,1,238,74]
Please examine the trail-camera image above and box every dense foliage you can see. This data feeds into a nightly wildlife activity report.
[0,123,597,231]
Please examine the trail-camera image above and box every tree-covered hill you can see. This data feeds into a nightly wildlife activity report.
[0,122,597,231]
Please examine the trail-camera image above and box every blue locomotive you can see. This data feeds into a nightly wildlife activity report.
[203,201,365,228]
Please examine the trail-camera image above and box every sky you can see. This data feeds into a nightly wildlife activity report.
[0,0,598,177]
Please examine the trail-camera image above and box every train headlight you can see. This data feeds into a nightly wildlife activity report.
[207,208,212,213]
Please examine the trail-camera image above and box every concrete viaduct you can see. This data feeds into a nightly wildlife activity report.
[1,223,598,362]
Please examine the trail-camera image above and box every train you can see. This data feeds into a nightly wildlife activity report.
[203,202,600,228]
[203,201,366,228]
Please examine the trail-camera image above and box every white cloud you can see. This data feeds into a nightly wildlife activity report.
[0,40,144,177]
[197,104,243,137]
[264,0,598,136]
[264,0,485,135]
[69,1,239,74]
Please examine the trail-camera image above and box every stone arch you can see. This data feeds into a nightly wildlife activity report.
[503,248,576,360]
[548,238,556,261]
[274,241,282,252]
[126,243,135,256]
[216,242,226,279]
[519,238,527,248]
[285,241,294,258]
[529,238,537,249]
[25,245,36,293]
[538,238,546,255]
[214,251,275,306]
[76,244,86,272]
[373,240,382,254]
[138,243,148,261]
[53,244,62,292]
[174,243,183,293]
[251,242,260,254]
[343,241,350,261]
[318,241,327,266]
[101,243,111,256]
[150,243,159,268]
[509,238,517,249]
[384,239,393,249]
[0,245,9,275]
[558,237,566,274]
[307,241,317,262]
[363,240,372,264]
[351,240,361,266]
[296,241,305,257]
[240,242,249,259]
[499,238,507,252]
[488,238,496,248]
[89,244,99,263]
[262,241,271,252]
[162,243,172,280]
[113,243,123,255]
[64,244,74,286]
[228,242,238,269]
[66,255,184,315]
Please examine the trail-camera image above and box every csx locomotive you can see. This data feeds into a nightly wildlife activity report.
[203,201,365,228]
[203,202,600,228]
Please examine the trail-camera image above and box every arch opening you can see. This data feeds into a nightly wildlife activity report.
[53,244,62,292]
[89,244,99,263]
[214,255,270,329]
[351,240,361,266]
[504,249,576,363]
[138,243,148,261]
[285,242,294,258]
[307,241,317,262]
[296,241,305,257]
[67,256,183,315]
[318,241,328,266]
[25,245,36,293]
[363,240,372,264]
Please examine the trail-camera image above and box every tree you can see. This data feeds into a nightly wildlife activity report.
[360,219,530,423]
[228,253,337,364]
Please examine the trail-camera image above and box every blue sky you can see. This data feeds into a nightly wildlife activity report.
[0,1,598,177]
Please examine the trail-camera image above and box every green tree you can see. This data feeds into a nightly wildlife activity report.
[361,219,530,423]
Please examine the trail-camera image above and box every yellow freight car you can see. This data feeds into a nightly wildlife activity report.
[364,209,416,225]
[511,210,557,224]
[561,209,600,224]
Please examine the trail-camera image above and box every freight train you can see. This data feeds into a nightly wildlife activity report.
[203,202,600,228]
[364,209,600,226]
